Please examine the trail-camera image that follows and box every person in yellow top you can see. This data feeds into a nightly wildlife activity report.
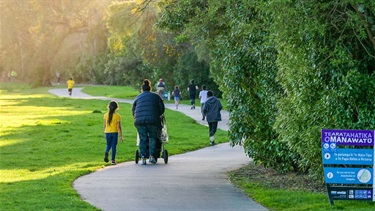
[66,78,75,96]
[103,101,123,165]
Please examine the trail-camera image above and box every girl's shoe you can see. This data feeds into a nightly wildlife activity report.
[111,160,116,165]
[104,152,109,163]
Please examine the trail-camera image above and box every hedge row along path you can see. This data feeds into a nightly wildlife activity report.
[49,87,267,211]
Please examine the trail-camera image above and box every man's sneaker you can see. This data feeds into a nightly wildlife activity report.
[141,156,146,165]
[149,156,156,164]
[111,160,116,165]
[210,136,215,146]
[104,152,109,163]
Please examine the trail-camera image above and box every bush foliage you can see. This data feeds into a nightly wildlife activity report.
[157,0,375,178]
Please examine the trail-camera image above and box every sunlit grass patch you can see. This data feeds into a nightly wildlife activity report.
[0,139,23,147]
[0,82,31,92]
[0,84,228,210]
[0,162,96,183]
[82,85,140,99]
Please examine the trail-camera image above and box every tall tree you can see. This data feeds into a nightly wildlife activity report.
[0,0,109,86]
[105,0,217,94]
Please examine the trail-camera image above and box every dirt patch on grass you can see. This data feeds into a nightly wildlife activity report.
[230,162,326,193]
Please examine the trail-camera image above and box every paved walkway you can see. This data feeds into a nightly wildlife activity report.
[49,88,267,211]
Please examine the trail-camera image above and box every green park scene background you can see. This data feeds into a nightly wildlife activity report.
[1,0,374,210]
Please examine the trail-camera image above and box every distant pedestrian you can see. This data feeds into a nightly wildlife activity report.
[172,85,181,109]
[67,78,75,96]
[203,90,222,146]
[198,85,208,120]
[56,72,61,84]
[103,101,123,165]
[187,79,198,109]
[10,71,17,82]
[156,78,166,100]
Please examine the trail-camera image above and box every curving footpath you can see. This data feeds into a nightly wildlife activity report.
[49,88,267,211]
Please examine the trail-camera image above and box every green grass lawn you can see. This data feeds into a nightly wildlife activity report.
[0,83,227,210]
[82,86,140,99]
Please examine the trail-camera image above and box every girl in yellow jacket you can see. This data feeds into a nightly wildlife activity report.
[103,101,123,165]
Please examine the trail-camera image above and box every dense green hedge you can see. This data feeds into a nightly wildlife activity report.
[157,0,375,178]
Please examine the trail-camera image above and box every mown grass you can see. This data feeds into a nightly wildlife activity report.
[82,86,140,99]
[0,83,227,210]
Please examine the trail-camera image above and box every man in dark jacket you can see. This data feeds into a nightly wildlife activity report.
[187,79,198,109]
[132,79,165,164]
[203,90,222,146]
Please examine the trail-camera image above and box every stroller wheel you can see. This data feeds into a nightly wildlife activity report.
[163,150,168,164]
[135,150,140,164]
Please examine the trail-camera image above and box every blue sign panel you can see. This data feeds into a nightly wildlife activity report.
[322,149,373,165]
[324,167,373,184]
[322,129,374,147]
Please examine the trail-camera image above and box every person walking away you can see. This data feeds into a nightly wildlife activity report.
[187,80,198,109]
[172,85,181,109]
[10,71,17,82]
[132,79,165,165]
[203,90,222,146]
[56,72,61,84]
[103,101,123,165]
[156,78,166,100]
[67,78,75,96]
[198,85,208,120]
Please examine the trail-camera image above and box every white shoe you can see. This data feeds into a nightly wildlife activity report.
[210,136,215,146]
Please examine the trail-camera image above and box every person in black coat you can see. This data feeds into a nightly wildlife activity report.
[187,79,198,109]
[132,79,165,164]
[203,90,222,146]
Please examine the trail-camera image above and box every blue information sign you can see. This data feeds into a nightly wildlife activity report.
[322,149,373,165]
[322,129,375,205]
[324,167,373,184]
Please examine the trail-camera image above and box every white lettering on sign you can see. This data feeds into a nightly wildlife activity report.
[324,131,373,144]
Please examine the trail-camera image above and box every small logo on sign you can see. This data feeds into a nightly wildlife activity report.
[324,153,331,159]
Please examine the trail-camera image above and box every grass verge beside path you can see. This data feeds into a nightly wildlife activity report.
[228,153,375,210]
[0,83,227,210]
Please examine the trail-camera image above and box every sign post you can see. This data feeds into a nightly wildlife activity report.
[321,129,375,206]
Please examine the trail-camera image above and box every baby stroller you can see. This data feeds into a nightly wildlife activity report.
[135,115,169,164]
